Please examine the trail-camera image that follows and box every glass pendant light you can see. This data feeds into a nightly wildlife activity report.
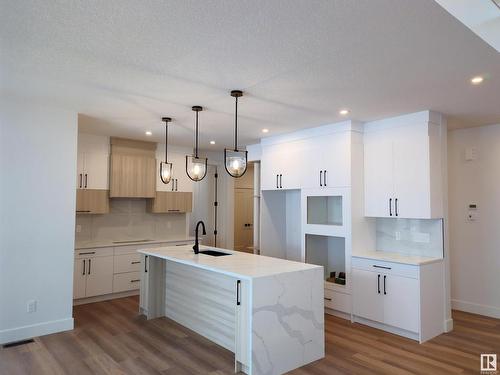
[225,90,248,178]
[186,106,208,182]
[159,117,173,184]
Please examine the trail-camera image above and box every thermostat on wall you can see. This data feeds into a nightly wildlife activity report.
[465,147,477,161]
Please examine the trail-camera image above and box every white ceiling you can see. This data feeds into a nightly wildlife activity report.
[1,0,499,149]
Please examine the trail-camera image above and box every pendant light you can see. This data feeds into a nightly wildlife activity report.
[225,90,248,178]
[186,106,208,182]
[159,117,173,184]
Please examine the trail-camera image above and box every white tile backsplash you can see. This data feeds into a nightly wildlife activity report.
[75,198,187,242]
[376,218,443,258]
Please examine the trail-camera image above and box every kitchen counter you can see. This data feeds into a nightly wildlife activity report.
[139,244,324,375]
[353,250,443,265]
[138,244,320,280]
[75,236,194,250]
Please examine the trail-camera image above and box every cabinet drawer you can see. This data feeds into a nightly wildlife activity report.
[75,247,114,259]
[114,253,141,274]
[113,245,139,255]
[113,272,141,293]
[324,289,351,313]
[352,257,419,279]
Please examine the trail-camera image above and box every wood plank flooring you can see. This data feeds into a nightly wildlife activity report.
[1,296,499,374]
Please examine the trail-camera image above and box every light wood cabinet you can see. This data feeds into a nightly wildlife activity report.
[364,112,444,219]
[147,191,193,213]
[109,137,157,198]
[76,189,109,214]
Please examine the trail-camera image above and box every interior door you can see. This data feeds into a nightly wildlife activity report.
[364,129,394,217]
[392,123,430,218]
[383,274,419,332]
[85,256,114,297]
[352,268,384,323]
[234,189,254,252]
[73,258,87,299]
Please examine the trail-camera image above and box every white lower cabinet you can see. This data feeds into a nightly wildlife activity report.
[73,248,114,299]
[352,256,444,342]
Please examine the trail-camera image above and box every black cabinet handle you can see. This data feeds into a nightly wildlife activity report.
[383,275,387,295]
[324,297,332,301]
[171,180,174,191]
[145,255,148,273]
[130,279,140,283]
[279,174,283,189]
[131,261,140,264]
[78,251,96,255]
[373,264,392,270]
[82,260,86,276]
[389,198,393,216]
[79,174,83,189]
[324,170,327,187]
[88,259,91,275]
[320,171,323,187]
[395,198,398,217]
[276,174,279,189]
[377,274,380,294]
[76,210,91,213]
[236,280,241,306]
[84,174,88,188]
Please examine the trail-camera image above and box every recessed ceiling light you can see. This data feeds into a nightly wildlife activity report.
[339,109,350,116]
[210,140,216,145]
[471,76,484,85]
[145,131,152,136]
[262,128,269,133]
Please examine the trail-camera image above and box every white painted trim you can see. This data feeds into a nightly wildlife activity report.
[0,317,74,345]
[452,299,500,319]
[445,318,454,332]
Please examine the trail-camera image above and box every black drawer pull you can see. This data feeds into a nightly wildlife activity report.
[130,279,140,283]
[373,265,392,270]
[79,251,96,255]
[324,297,332,301]
[131,261,140,264]
[76,210,91,213]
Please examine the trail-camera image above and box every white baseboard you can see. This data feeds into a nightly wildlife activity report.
[73,290,139,306]
[452,299,500,319]
[0,317,73,345]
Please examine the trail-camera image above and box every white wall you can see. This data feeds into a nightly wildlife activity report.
[448,123,500,318]
[0,98,77,344]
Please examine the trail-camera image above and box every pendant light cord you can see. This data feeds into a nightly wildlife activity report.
[234,96,238,151]
[164,122,168,163]
[195,110,199,158]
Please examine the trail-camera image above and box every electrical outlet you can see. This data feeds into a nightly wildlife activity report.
[27,300,37,313]
[395,231,401,241]
[76,225,82,233]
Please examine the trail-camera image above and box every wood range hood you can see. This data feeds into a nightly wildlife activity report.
[109,137,157,199]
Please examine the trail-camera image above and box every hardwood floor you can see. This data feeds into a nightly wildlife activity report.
[1,296,499,374]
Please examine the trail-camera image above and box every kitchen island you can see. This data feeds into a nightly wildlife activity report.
[138,244,324,375]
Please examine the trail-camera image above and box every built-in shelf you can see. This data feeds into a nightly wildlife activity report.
[307,195,343,226]
[305,234,347,287]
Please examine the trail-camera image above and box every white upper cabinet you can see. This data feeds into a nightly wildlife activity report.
[261,140,303,190]
[77,134,110,190]
[155,147,193,193]
[303,132,351,189]
[261,128,353,191]
[364,112,444,219]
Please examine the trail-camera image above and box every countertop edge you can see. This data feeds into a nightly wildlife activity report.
[352,253,443,266]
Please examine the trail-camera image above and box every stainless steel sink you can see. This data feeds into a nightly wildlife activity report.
[198,250,231,257]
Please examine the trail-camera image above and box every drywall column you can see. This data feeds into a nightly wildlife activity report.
[253,162,261,254]
[0,98,77,344]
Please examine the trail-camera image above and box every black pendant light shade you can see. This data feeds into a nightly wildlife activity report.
[225,90,248,178]
[160,117,173,184]
[186,106,208,182]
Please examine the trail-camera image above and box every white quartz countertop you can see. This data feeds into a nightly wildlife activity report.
[353,251,443,265]
[75,237,194,250]
[139,245,322,280]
